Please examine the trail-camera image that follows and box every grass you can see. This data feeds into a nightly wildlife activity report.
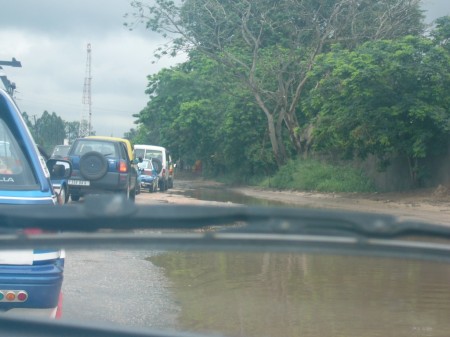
[260,159,376,193]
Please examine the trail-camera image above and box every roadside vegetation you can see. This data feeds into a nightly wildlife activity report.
[260,160,375,193]
[124,1,450,191]
[17,2,449,193]
[20,111,92,154]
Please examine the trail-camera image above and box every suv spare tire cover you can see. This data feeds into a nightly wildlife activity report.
[152,158,163,174]
[79,151,109,180]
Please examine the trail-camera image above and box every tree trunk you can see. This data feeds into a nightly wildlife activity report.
[283,111,303,156]
[267,113,286,166]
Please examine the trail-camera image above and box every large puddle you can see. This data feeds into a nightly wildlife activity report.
[146,184,450,336]
[148,251,450,337]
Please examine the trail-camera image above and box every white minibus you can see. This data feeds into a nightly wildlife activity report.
[134,144,173,191]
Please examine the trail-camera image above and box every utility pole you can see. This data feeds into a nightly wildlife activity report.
[0,58,22,96]
[80,43,92,137]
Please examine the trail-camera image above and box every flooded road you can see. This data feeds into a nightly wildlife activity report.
[148,251,450,337]
[62,249,179,329]
[61,180,450,336]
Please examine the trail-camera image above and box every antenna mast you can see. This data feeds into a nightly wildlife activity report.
[81,43,92,137]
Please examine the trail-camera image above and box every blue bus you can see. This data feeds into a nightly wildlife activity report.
[0,88,69,318]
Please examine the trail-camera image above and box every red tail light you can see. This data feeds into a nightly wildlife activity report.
[119,160,128,173]
[17,291,28,301]
[0,290,28,302]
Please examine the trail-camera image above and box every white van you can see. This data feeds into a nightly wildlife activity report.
[134,144,173,191]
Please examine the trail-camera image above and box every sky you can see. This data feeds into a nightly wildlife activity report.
[0,0,449,138]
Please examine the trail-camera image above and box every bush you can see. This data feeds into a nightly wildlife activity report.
[260,159,375,193]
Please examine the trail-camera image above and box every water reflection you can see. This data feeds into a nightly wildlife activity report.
[148,252,450,337]
[181,187,287,206]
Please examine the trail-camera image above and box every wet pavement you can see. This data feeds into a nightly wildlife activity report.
[62,249,180,330]
[61,179,450,336]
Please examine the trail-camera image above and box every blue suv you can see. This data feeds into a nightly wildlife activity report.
[0,88,70,318]
[68,137,138,202]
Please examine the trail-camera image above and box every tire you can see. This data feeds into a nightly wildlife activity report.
[136,181,141,195]
[152,158,163,174]
[71,194,80,202]
[79,151,108,181]
[59,185,67,205]
[64,185,70,203]
[122,186,131,201]
[130,185,136,202]
[159,179,167,192]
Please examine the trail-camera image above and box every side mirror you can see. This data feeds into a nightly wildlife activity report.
[47,159,72,179]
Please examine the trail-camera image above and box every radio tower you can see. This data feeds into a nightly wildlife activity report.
[81,43,92,137]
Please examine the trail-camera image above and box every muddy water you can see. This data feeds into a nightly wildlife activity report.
[181,186,288,206]
[148,251,450,337]
[151,185,450,336]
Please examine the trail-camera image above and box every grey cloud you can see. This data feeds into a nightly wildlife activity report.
[0,0,149,38]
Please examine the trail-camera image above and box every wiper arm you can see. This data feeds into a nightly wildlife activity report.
[0,195,447,239]
[0,196,449,263]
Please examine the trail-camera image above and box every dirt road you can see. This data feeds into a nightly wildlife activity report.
[136,179,450,225]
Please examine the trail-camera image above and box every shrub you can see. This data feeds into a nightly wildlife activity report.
[260,159,375,193]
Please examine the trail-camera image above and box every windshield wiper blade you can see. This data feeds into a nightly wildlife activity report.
[0,195,447,239]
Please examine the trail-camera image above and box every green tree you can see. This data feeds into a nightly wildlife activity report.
[21,112,34,131]
[65,121,81,144]
[34,111,66,153]
[134,53,275,178]
[123,128,138,141]
[431,16,450,52]
[305,34,450,184]
[128,0,424,165]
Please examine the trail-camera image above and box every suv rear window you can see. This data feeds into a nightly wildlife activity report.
[135,149,163,162]
[71,140,118,157]
[0,119,38,189]
[138,159,154,170]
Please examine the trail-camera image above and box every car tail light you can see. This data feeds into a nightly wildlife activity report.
[119,160,128,173]
[17,291,28,301]
[5,292,15,301]
[0,290,28,302]
[162,168,166,176]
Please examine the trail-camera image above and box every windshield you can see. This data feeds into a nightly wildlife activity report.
[1,1,450,337]
[0,117,38,189]
[135,149,163,162]
[51,145,70,157]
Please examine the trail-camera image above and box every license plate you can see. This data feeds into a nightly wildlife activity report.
[68,179,90,186]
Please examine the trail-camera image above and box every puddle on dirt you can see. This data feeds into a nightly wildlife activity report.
[177,186,288,206]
